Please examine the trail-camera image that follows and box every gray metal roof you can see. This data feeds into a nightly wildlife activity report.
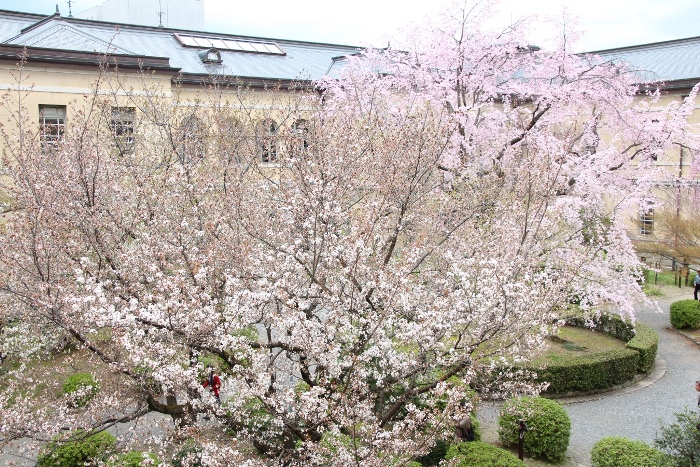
[2,8,699,85]
[585,37,700,84]
[0,9,359,81]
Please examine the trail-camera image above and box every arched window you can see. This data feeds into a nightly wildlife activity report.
[177,114,206,164]
[257,119,279,163]
[290,119,310,153]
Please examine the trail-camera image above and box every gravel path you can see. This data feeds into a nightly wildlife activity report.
[479,287,700,466]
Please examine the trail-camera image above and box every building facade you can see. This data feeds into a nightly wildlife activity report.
[0,6,699,267]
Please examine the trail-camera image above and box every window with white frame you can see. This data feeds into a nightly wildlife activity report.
[290,119,310,153]
[39,105,66,146]
[111,107,135,152]
[258,119,279,163]
[639,208,654,235]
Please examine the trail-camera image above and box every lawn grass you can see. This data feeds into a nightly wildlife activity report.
[534,326,626,364]
[644,268,696,287]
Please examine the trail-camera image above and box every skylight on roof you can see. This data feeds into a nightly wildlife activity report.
[174,34,285,55]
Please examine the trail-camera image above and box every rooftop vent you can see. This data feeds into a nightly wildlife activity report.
[198,48,222,64]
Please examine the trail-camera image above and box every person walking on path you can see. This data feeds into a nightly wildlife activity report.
[694,272,700,300]
[203,368,221,404]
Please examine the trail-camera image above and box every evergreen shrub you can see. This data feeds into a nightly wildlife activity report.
[670,300,700,330]
[655,408,700,466]
[498,396,570,462]
[625,322,658,373]
[415,417,481,466]
[591,436,665,467]
[536,349,638,394]
[109,451,161,466]
[534,314,659,393]
[37,430,116,467]
[444,441,526,466]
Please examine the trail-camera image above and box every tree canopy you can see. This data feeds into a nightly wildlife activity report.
[1,2,698,465]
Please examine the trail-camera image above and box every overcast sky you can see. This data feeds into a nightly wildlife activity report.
[2,0,699,52]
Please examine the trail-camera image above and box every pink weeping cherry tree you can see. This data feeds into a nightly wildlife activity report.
[0,1,697,465]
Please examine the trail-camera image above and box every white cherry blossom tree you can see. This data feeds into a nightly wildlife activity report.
[0,2,698,465]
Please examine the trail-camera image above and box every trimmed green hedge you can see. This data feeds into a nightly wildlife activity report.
[566,313,636,341]
[591,436,666,467]
[537,348,639,394]
[626,322,658,373]
[531,314,658,394]
[670,300,700,330]
[499,396,571,462]
[445,441,526,467]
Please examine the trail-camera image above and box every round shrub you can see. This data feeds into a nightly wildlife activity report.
[591,436,665,467]
[414,414,481,465]
[498,396,571,462]
[62,372,99,407]
[445,441,526,466]
[670,300,700,330]
[37,430,116,467]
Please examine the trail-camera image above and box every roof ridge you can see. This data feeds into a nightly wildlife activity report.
[585,35,700,55]
[0,12,60,44]
[56,14,360,50]
[8,21,137,56]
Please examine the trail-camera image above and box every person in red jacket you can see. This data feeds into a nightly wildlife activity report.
[203,368,221,404]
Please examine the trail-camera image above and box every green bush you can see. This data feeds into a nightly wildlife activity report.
[445,441,526,466]
[62,372,99,407]
[498,396,570,462]
[626,322,658,373]
[415,417,481,466]
[534,313,659,393]
[415,438,450,466]
[37,430,116,467]
[670,300,700,330]
[536,349,639,394]
[591,436,666,467]
[108,451,161,466]
[565,313,636,342]
[655,408,700,466]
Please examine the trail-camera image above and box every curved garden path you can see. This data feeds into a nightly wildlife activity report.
[478,286,700,466]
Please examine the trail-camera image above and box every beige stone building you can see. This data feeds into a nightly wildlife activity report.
[0,6,698,265]
[590,40,700,268]
[0,7,358,164]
